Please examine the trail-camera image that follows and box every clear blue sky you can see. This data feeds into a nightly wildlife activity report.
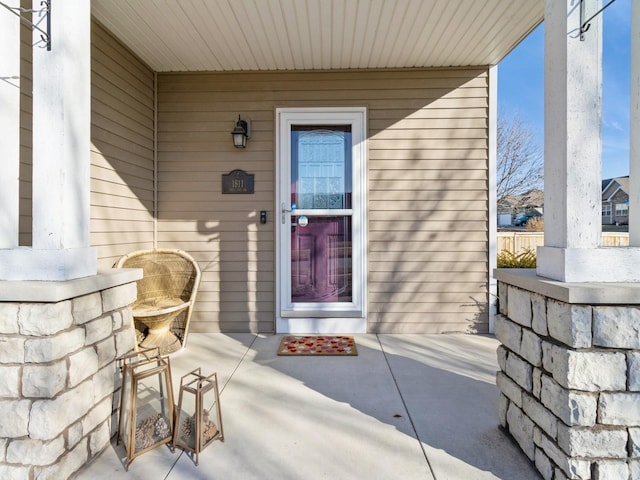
[498,0,632,180]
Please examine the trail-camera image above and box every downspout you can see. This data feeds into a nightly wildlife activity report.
[153,71,158,248]
[488,65,498,334]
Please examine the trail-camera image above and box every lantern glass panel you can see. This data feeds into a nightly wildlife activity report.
[118,348,175,470]
[173,369,223,463]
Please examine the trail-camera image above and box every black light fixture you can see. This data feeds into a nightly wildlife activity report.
[231,115,250,148]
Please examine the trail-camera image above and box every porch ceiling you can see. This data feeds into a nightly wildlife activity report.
[91,0,543,73]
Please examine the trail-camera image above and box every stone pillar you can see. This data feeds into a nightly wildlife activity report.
[630,0,640,246]
[0,0,96,281]
[537,0,640,282]
[0,1,20,248]
[0,271,141,479]
[494,269,640,480]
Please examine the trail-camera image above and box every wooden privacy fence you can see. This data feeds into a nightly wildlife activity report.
[497,232,629,254]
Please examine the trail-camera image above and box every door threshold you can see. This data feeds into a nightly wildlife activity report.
[276,317,366,334]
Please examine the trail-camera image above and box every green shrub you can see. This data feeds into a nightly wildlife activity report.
[497,247,537,268]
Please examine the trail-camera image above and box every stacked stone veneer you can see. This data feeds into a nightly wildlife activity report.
[0,282,137,479]
[496,281,640,480]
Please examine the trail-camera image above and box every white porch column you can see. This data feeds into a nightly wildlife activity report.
[0,1,20,248]
[537,0,640,282]
[630,0,640,245]
[0,0,96,280]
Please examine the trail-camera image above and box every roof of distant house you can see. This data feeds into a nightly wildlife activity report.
[498,189,544,208]
[602,176,629,201]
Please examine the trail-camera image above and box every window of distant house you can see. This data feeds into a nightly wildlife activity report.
[602,204,611,216]
[615,203,629,216]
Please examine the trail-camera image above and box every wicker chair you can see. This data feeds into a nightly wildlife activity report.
[115,249,201,355]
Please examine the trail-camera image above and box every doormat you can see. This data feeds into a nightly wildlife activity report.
[277,336,358,356]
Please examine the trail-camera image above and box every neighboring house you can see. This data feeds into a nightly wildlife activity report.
[497,189,544,225]
[602,176,629,225]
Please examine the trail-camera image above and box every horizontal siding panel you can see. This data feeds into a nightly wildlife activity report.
[91,207,153,223]
[370,180,487,191]
[91,149,153,180]
[159,73,487,92]
[91,179,153,202]
[369,233,487,246]
[92,165,153,193]
[371,128,487,140]
[91,193,153,211]
[369,241,486,252]
[197,291,274,302]
[195,279,274,292]
[369,149,487,161]
[369,190,487,202]
[369,291,485,303]
[369,138,486,150]
[159,87,488,104]
[370,118,487,130]
[369,107,488,120]
[369,160,487,171]
[369,169,487,181]
[369,282,487,293]
[92,108,153,147]
[370,321,488,334]
[370,211,487,223]
[369,302,484,314]
[91,219,154,233]
[368,251,486,263]
[369,200,486,212]
[158,96,488,112]
[368,262,487,273]
[91,231,156,246]
[91,23,154,269]
[92,23,154,87]
[369,221,487,232]
[369,271,487,283]
[92,127,153,160]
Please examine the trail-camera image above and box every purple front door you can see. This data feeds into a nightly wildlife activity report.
[291,216,352,302]
[289,126,353,305]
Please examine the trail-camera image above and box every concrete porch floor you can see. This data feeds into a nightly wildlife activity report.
[75,334,540,480]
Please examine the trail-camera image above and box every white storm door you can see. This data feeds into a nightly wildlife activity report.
[276,108,367,334]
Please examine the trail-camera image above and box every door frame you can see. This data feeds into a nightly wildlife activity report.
[275,107,367,334]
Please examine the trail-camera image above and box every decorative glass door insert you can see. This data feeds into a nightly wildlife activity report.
[290,126,352,303]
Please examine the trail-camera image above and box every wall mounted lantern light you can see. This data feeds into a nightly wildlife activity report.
[231,115,250,148]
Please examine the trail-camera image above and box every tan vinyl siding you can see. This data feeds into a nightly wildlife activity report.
[90,22,155,268]
[157,68,489,334]
[19,16,32,246]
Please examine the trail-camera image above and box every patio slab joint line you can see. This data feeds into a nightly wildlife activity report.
[376,335,437,479]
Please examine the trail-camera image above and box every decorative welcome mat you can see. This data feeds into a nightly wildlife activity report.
[277,336,358,356]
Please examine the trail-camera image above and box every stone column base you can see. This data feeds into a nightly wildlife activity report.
[494,269,640,480]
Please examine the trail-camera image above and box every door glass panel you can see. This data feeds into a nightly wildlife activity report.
[291,216,352,303]
[291,126,352,210]
[289,124,353,305]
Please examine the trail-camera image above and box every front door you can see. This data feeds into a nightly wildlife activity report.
[276,108,367,333]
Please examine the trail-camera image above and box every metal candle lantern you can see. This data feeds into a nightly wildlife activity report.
[173,368,224,465]
[117,348,175,470]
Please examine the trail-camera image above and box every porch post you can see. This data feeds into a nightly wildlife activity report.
[0,1,20,248]
[0,0,96,280]
[630,0,640,246]
[537,0,640,282]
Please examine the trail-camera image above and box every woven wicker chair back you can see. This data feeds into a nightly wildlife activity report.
[115,249,201,351]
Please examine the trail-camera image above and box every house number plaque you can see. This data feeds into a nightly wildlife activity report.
[222,169,254,194]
